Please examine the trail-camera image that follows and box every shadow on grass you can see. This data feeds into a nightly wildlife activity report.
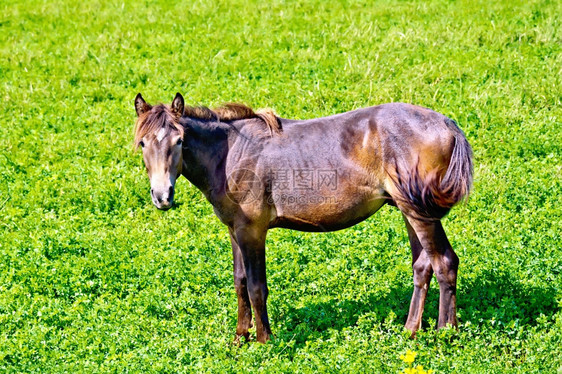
[169,201,185,210]
[459,269,558,325]
[278,286,412,346]
[277,269,559,345]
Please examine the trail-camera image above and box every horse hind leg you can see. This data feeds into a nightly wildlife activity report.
[403,214,433,335]
[404,216,459,330]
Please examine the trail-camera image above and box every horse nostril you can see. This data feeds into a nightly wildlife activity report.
[151,189,154,197]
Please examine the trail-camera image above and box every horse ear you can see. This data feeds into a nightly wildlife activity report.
[171,92,185,117]
[135,93,151,116]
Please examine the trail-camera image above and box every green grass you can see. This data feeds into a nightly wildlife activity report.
[0,0,561,372]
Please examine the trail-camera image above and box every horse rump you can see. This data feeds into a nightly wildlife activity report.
[391,133,473,221]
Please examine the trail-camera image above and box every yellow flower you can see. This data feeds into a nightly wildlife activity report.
[412,365,434,374]
[400,350,417,364]
[402,368,417,374]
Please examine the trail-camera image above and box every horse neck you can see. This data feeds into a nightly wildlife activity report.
[180,118,230,198]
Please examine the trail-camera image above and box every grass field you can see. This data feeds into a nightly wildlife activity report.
[1,0,561,372]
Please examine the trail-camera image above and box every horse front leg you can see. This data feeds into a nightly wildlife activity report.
[233,225,272,343]
[229,228,253,344]
[403,215,433,336]
[406,217,459,330]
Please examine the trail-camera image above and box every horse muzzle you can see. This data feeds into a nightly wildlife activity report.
[151,185,174,210]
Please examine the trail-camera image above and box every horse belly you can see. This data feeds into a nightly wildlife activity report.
[269,186,387,232]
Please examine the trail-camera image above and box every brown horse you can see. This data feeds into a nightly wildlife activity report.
[133,92,473,343]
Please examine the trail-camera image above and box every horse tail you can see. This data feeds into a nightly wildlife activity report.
[391,132,473,221]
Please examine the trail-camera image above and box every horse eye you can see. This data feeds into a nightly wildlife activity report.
[177,138,183,146]
[139,140,145,148]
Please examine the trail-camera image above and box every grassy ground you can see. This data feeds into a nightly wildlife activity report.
[0,0,561,372]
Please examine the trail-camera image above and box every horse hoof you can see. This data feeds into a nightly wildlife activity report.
[404,325,418,339]
[256,332,272,344]
[233,333,250,346]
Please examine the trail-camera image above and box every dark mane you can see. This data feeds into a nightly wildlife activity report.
[134,105,184,148]
[185,103,282,135]
[134,103,282,148]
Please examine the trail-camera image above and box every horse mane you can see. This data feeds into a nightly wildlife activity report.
[185,103,282,135]
[134,105,184,149]
[134,103,281,148]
